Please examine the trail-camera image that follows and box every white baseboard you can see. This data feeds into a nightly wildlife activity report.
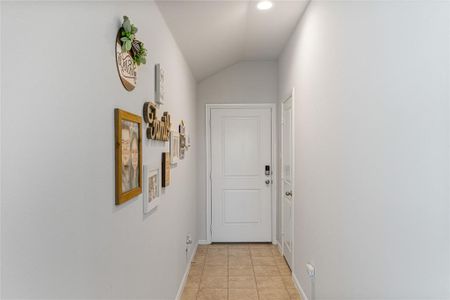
[276,240,283,255]
[292,272,309,300]
[198,240,211,245]
[175,243,198,300]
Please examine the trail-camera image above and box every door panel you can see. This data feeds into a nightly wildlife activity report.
[282,97,294,268]
[211,108,272,242]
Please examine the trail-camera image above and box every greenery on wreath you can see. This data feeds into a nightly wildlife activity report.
[120,16,148,66]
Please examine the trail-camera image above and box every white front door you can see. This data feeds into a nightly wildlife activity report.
[210,107,272,242]
[281,96,294,268]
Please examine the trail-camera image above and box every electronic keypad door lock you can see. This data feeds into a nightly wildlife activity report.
[265,165,271,176]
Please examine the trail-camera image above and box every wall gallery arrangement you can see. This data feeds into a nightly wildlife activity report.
[115,109,143,205]
[113,17,189,208]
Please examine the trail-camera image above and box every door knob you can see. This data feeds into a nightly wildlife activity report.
[285,191,292,196]
[265,180,271,185]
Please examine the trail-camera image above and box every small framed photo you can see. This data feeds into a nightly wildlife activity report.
[143,165,160,214]
[179,135,186,160]
[115,109,142,205]
[155,64,165,105]
[170,131,179,164]
[186,134,191,149]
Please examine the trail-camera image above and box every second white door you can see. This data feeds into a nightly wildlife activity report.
[210,107,272,242]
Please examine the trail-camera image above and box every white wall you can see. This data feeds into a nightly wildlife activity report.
[279,1,450,299]
[196,61,278,241]
[1,1,198,299]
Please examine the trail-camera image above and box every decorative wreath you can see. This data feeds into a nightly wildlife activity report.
[119,16,148,66]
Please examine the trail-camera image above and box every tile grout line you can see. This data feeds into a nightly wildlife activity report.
[250,246,261,300]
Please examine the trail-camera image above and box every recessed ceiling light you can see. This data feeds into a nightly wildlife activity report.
[257,1,273,10]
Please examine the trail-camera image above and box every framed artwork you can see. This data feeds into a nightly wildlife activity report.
[155,64,165,105]
[162,152,171,187]
[179,120,186,159]
[170,131,180,164]
[186,134,191,149]
[143,165,160,214]
[179,135,186,160]
[115,109,142,205]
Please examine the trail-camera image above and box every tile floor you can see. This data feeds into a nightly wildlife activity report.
[181,243,301,300]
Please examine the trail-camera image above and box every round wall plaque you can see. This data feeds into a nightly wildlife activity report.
[115,32,137,91]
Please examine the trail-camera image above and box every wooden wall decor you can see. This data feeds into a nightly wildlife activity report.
[143,102,171,141]
[115,33,137,91]
[115,16,148,91]
[115,109,142,204]
[162,152,171,187]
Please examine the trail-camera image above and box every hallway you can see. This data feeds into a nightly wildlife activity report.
[1,0,450,299]
[181,243,300,300]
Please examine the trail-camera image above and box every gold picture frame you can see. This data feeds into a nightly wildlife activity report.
[115,108,142,205]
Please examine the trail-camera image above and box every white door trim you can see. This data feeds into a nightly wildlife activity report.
[206,103,277,244]
[280,88,295,267]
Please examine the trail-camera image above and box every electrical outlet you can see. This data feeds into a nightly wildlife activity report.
[306,263,315,279]
[186,234,192,246]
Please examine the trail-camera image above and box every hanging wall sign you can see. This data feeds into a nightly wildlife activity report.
[143,102,171,141]
[115,16,148,91]
[116,35,137,91]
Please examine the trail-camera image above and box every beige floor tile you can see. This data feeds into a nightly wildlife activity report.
[228,276,257,289]
[275,256,287,265]
[200,275,228,289]
[209,244,228,249]
[203,265,228,277]
[272,248,283,257]
[229,265,254,276]
[256,276,285,289]
[196,247,208,256]
[278,264,292,275]
[192,254,206,264]
[180,288,198,300]
[197,288,227,300]
[253,265,280,276]
[189,264,204,276]
[252,256,276,266]
[258,288,290,300]
[281,276,296,289]
[228,243,250,249]
[207,248,228,256]
[287,288,302,300]
[249,243,273,249]
[229,248,251,256]
[229,288,258,300]
[185,275,201,289]
[205,254,227,265]
[229,255,252,266]
[251,248,274,257]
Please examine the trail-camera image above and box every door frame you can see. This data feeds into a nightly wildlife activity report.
[280,88,295,267]
[205,103,277,244]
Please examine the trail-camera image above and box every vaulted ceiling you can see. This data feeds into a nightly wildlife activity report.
[156,0,308,81]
